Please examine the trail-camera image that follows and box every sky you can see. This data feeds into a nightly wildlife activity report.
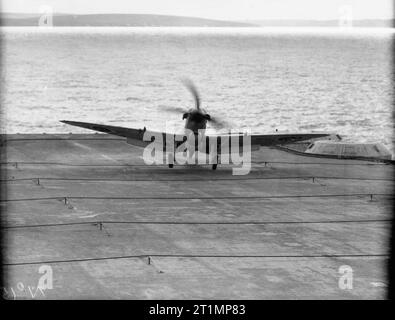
[1,0,393,21]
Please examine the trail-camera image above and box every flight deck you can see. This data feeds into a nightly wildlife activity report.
[1,134,393,299]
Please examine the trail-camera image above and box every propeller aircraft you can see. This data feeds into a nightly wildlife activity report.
[61,80,334,174]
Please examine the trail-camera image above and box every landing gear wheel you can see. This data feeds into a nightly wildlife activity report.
[169,164,174,168]
[212,164,217,170]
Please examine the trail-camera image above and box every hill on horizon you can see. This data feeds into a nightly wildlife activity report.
[0,13,257,27]
[245,18,394,28]
[1,13,393,28]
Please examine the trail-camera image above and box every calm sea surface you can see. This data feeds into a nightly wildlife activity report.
[1,27,393,153]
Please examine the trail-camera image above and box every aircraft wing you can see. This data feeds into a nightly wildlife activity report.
[60,120,158,148]
[249,132,338,146]
[60,120,191,149]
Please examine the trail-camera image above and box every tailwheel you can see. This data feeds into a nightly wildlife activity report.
[169,164,174,168]
[212,164,217,170]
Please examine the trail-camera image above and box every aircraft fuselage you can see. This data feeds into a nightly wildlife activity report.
[183,109,210,133]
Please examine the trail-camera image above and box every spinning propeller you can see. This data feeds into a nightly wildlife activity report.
[163,79,230,129]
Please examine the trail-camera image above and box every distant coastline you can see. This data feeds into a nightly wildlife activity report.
[1,13,393,28]
[245,19,394,28]
[0,13,256,27]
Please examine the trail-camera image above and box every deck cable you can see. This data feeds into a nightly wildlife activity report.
[1,193,392,202]
[3,253,389,266]
[0,160,390,166]
[0,176,393,182]
[2,219,391,230]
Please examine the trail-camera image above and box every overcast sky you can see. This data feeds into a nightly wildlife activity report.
[1,0,393,20]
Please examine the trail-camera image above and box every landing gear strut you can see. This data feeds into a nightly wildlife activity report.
[211,153,219,170]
